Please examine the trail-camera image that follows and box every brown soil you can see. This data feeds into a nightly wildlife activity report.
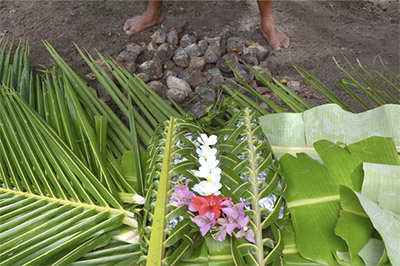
[1,0,399,111]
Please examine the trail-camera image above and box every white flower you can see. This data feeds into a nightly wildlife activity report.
[199,156,219,170]
[196,145,217,160]
[192,181,222,196]
[193,167,221,183]
[197,134,217,146]
[132,194,145,205]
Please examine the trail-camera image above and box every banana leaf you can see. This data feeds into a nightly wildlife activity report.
[259,104,400,159]
[355,163,400,265]
[279,136,399,265]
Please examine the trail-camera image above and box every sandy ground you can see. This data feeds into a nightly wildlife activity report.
[0,0,399,110]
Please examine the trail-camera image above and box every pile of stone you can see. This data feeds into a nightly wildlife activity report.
[115,28,270,118]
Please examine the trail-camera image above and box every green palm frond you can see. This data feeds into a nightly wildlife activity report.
[0,40,143,265]
[227,57,399,114]
[143,118,203,265]
[140,108,284,265]
[0,189,126,265]
[217,108,285,265]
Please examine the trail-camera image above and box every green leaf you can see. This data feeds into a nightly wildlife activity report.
[356,193,400,266]
[259,104,400,159]
[358,238,387,266]
[355,163,400,265]
[335,186,373,264]
[280,137,399,265]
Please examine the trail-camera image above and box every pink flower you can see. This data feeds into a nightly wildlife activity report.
[221,202,250,228]
[191,213,216,236]
[215,217,238,241]
[171,179,196,211]
[236,226,255,243]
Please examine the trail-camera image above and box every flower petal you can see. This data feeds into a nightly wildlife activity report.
[245,228,255,243]
[236,228,246,238]
[208,135,218,145]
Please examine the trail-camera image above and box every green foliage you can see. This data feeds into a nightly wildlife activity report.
[279,137,399,265]
[1,37,399,266]
[227,57,399,115]
[0,38,143,265]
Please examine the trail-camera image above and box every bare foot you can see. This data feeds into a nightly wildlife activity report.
[261,18,290,51]
[124,11,163,35]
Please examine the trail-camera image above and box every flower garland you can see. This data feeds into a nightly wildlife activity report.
[171,134,255,243]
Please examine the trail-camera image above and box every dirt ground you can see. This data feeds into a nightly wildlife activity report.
[0,0,399,111]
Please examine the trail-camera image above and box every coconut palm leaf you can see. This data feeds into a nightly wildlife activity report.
[0,42,144,265]
[142,117,204,265]
[227,57,399,114]
[216,107,285,265]
[44,42,133,158]
[0,188,127,265]
[137,108,284,265]
[44,42,183,149]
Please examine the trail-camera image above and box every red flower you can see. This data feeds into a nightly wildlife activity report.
[191,194,232,219]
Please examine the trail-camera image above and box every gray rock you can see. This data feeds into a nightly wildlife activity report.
[198,40,208,54]
[154,43,173,62]
[216,53,239,73]
[181,68,192,81]
[172,67,185,78]
[139,60,163,80]
[208,75,225,88]
[163,70,178,79]
[151,28,167,44]
[227,37,245,53]
[219,30,232,54]
[234,64,255,84]
[207,68,222,77]
[148,80,167,95]
[96,84,112,102]
[167,30,179,47]
[204,36,221,47]
[147,41,158,52]
[256,86,269,94]
[142,42,158,61]
[180,32,197,48]
[117,49,141,65]
[172,47,190,68]
[249,80,257,90]
[204,47,220,63]
[189,56,206,71]
[204,36,222,63]
[184,70,208,88]
[259,60,269,69]
[253,65,264,85]
[166,76,192,96]
[166,89,186,103]
[163,60,176,70]
[124,62,137,74]
[204,72,212,82]
[243,43,268,61]
[188,102,207,119]
[137,72,150,82]
[195,86,217,104]
[287,80,301,93]
[124,43,145,60]
[241,53,258,66]
[185,43,203,57]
